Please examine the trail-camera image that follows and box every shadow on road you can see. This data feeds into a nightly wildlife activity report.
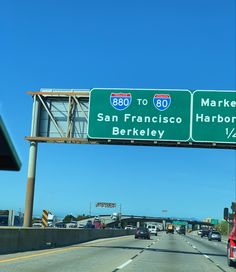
[77,244,226,258]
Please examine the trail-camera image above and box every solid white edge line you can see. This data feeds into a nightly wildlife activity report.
[117,259,133,269]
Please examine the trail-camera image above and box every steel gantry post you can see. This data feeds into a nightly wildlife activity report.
[23,95,40,227]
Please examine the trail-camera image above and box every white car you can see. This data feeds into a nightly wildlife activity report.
[125,225,134,230]
[147,224,158,236]
[32,222,43,228]
[197,230,203,235]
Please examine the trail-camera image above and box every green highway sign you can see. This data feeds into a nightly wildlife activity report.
[88,88,236,146]
[173,221,188,225]
[88,89,191,142]
[210,219,219,225]
[192,91,236,144]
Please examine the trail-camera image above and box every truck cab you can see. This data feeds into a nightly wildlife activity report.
[166,223,174,234]
[224,206,236,267]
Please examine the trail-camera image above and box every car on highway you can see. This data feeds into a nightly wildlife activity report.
[146,224,158,236]
[125,225,135,230]
[66,221,78,228]
[208,230,221,242]
[55,222,66,228]
[197,229,203,235]
[85,220,95,228]
[201,228,210,237]
[32,222,43,228]
[134,227,150,239]
[176,225,186,235]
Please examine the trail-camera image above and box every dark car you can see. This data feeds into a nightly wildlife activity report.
[135,227,150,239]
[177,226,186,235]
[208,231,221,242]
[201,228,210,237]
[85,220,95,229]
[55,222,66,228]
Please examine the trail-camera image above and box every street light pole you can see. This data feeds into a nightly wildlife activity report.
[162,210,168,231]
[119,203,122,228]
[89,201,92,217]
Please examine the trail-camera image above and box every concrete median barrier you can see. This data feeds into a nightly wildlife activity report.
[0,227,134,254]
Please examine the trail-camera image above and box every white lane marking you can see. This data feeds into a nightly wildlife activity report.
[204,254,210,259]
[116,238,160,270]
[117,259,133,269]
[192,246,197,249]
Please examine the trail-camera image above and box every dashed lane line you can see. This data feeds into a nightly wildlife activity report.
[182,237,227,272]
[117,259,133,269]
[112,238,159,271]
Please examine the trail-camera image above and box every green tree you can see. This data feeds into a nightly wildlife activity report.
[215,220,229,236]
[76,214,91,221]
[63,214,76,223]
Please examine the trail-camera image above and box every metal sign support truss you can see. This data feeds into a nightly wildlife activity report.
[25,91,91,143]
[24,90,90,227]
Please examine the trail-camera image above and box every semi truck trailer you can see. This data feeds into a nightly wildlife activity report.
[224,205,236,267]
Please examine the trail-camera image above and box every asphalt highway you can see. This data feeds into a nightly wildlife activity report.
[0,232,234,272]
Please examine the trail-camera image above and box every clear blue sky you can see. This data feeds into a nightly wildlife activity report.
[0,0,235,220]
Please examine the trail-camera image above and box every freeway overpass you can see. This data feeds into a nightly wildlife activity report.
[78,214,213,229]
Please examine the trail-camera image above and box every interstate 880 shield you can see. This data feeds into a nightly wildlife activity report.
[110,93,132,110]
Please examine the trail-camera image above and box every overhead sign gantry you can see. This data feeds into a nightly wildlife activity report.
[23,88,236,227]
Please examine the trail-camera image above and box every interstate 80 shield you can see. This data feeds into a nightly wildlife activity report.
[110,93,132,110]
[153,94,171,111]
